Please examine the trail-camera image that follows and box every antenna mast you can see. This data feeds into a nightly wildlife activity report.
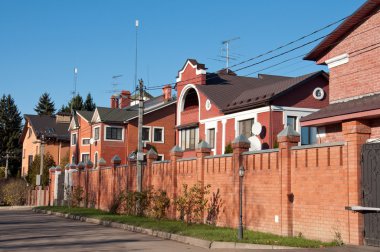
[134,20,139,92]
[222,37,240,73]
[71,67,78,114]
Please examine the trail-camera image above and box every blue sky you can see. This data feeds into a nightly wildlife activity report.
[0,0,366,115]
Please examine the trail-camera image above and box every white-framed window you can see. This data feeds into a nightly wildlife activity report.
[93,126,100,141]
[71,133,77,146]
[94,152,98,168]
[81,153,90,163]
[207,128,216,149]
[179,127,199,150]
[301,127,317,145]
[286,116,297,131]
[82,138,90,146]
[157,154,164,161]
[104,126,123,141]
[142,126,151,142]
[153,127,164,143]
[238,118,255,139]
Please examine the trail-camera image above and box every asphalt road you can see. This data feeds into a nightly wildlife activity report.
[0,208,379,252]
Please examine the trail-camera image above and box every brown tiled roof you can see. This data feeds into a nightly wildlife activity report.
[304,0,380,61]
[23,114,70,142]
[196,71,326,113]
[300,93,380,122]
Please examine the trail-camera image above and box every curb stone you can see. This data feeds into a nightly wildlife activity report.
[0,206,33,210]
[32,208,298,250]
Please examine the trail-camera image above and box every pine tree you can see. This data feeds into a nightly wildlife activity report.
[58,104,70,113]
[83,93,96,111]
[0,94,22,176]
[69,94,84,111]
[34,92,56,115]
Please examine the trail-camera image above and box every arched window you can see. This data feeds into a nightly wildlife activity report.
[183,88,199,111]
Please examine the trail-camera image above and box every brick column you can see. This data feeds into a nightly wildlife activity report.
[277,126,300,237]
[49,167,56,206]
[84,160,93,207]
[232,135,251,228]
[170,146,183,218]
[111,155,121,198]
[196,141,212,187]
[146,148,158,188]
[97,158,106,209]
[343,120,370,245]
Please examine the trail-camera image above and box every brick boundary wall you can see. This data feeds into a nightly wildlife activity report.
[49,119,369,245]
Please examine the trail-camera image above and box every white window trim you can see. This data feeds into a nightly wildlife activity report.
[142,126,151,142]
[81,152,90,162]
[93,126,101,141]
[71,132,78,146]
[152,126,165,143]
[178,127,199,151]
[104,125,124,142]
[81,138,90,146]
[158,154,164,161]
[205,121,217,154]
[235,114,257,138]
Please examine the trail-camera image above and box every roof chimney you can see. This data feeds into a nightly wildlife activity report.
[120,90,131,108]
[162,85,172,101]
[110,94,119,108]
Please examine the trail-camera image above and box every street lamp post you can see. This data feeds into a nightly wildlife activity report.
[238,165,245,240]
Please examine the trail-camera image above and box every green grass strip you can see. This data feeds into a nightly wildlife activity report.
[36,206,338,248]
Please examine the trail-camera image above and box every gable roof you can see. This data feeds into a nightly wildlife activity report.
[195,71,327,113]
[76,110,94,122]
[93,95,176,124]
[304,0,380,61]
[21,114,70,142]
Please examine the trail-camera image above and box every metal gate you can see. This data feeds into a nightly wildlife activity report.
[361,142,380,247]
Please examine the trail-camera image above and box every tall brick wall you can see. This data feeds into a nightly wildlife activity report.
[52,119,370,245]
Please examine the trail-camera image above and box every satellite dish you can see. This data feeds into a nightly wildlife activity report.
[248,136,262,151]
[251,122,262,136]
[89,138,95,144]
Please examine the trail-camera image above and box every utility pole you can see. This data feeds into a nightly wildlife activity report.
[137,79,144,192]
[37,134,45,187]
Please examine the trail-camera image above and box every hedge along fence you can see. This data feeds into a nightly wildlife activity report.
[49,124,365,245]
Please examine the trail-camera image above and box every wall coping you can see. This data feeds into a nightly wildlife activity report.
[100,167,112,170]
[205,154,233,159]
[177,157,197,162]
[291,141,346,150]
[242,148,279,155]
[152,160,170,164]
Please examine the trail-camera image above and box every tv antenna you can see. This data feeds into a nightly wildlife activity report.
[112,74,123,93]
[70,67,78,114]
[222,37,240,73]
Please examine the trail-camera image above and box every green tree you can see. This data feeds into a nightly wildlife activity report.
[70,94,84,111]
[83,93,96,111]
[0,94,22,176]
[26,153,56,187]
[58,104,70,113]
[34,92,56,115]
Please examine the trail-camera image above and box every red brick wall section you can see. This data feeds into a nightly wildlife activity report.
[57,120,372,245]
[273,75,329,108]
[316,11,380,102]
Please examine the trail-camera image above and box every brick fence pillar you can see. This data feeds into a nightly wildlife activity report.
[77,162,85,207]
[146,148,158,188]
[85,160,93,208]
[343,120,371,245]
[49,167,56,206]
[97,158,106,209]
[196,141,212,187]
[111,155,121,200]
[232,135,251,228]
[170,146,183,218]
[277,126,300,237]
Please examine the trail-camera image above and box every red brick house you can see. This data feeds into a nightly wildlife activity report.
[69,87,176,166]
[175,59,329,156]
[301,0,380,142]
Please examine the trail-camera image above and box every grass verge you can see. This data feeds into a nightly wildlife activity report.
[36,206,338,248]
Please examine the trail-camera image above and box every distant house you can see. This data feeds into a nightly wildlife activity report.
[175,59,329,156]
[69,86,176,166]
[301,0,380,142]
[20,113,71,176]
